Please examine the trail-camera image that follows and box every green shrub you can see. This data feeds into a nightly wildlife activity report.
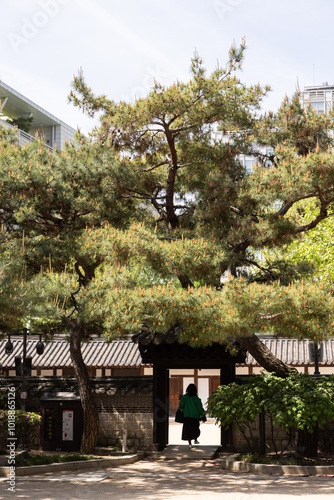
[207,372,334,456]
[0,410,41,450]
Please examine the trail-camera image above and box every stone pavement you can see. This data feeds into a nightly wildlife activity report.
[1,445,334,500]
[158,444,219,460]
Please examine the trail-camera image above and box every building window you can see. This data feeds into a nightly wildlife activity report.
[310,102,325,114]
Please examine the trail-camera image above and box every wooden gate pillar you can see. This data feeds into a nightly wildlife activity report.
[220,363,235,450]
[153,363,169,451]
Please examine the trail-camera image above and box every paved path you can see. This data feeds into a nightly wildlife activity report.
[1,452,334,500]
[1,422,332,499]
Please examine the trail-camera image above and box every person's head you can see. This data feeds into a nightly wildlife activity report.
[186,383,197,397]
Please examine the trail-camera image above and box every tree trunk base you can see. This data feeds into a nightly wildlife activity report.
[68,321,100,455]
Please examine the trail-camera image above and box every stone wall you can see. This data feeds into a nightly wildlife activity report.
[232,415,334,454]
[4,375,331,454]
[232,415,290,452]
[94,388,153,451]
[98,412,153,451]
[0,376,154,452]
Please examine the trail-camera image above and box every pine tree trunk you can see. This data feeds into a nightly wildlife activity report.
[239,334,291,377]
[69,321,99,454]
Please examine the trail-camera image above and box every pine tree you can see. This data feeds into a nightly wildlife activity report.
[2,42,334,453]
[68,42,334,375]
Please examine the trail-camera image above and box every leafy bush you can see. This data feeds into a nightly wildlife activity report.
[0,410,41,451]
[207,373,334,456]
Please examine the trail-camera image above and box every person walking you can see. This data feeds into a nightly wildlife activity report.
[178,383,206,449]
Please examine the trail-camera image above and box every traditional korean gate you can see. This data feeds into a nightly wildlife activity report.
[136,335,245,451]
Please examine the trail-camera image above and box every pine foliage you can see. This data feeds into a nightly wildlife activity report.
[1,42,334,349]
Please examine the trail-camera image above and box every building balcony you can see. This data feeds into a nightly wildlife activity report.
[0,118,54,151]
[0,80,77,151]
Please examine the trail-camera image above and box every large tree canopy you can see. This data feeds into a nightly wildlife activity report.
[68,44,334,353]
[2,42,334,451]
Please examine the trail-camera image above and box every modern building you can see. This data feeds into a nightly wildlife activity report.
[0,80,77,150]
[213,81,334,174]
[211,129,274,174]
[300,82,334,115]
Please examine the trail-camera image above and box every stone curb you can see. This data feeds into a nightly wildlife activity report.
[0,452,144,477]
[220,454,334,476]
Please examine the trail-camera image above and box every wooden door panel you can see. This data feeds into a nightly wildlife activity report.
[169,377,182,416]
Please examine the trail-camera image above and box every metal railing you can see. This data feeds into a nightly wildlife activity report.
[0,119,54,151]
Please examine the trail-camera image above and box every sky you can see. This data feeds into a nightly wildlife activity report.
[1,0,334,135]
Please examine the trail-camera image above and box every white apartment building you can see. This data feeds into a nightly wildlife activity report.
[213,82,334,173]
[300,82,334,114]
[211,130,273,174]
[0,80,77,150]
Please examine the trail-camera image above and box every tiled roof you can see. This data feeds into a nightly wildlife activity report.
[0,337,333,368]
[0,338,145,368]
[245,338,334,366]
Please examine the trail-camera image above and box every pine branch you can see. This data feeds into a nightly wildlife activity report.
[257,312,283,321]
[239,257,277,280]
[139,161,169,173]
